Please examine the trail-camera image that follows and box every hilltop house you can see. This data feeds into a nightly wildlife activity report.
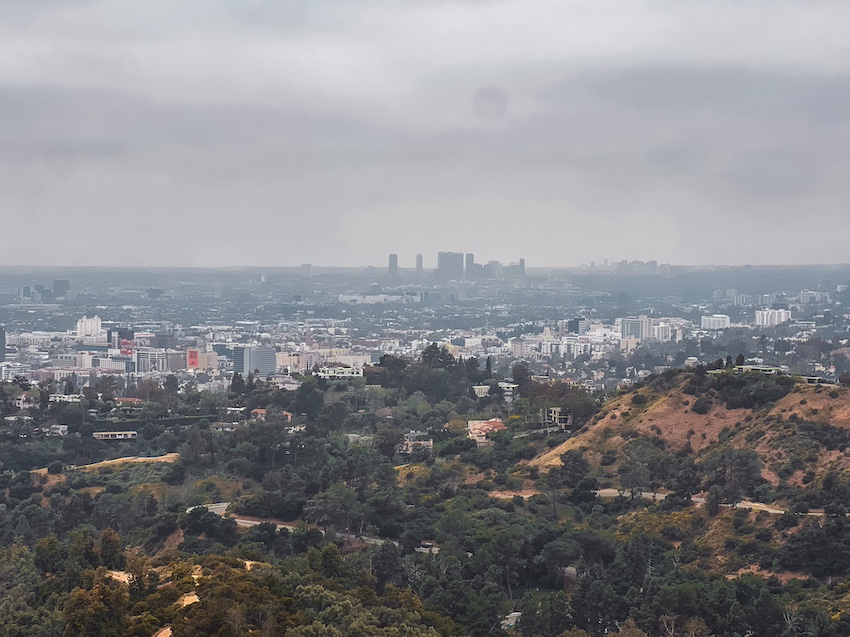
[466,418,507,446]
[396,431,434,455]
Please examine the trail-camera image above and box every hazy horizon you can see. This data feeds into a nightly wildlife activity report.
[3,1,848,268]
[2,260,850,273]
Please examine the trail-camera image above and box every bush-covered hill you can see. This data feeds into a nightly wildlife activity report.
[533,370,850,507]
[6,362,850,636]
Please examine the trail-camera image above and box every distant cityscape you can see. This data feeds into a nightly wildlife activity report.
[1,260,848,395]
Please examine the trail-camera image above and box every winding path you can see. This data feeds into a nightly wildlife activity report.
[491,488,822,516]
[187,503,396,544]
[595,488,820,516]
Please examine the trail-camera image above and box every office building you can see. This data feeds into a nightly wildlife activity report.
[53,280,71,299]
[234,345,276,378]
[186,349,218,371]
[135,349,170,373]
[566,317,590,334]
[233,346,248,374]
[464,253,483,279]
[33,284,53,302]
[107,328,135,348]
[0,326,5,363]
[416,253,423,275]
[620,315,652,341]
[502,259,527,279]
[388,253,398,277]
[483,261,502,279]
[436,252,465,281]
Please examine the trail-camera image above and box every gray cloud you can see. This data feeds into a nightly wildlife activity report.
[589,66,850,126]
[1,1,849,267]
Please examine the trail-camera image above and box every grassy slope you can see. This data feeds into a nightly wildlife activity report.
[531,375,850,488]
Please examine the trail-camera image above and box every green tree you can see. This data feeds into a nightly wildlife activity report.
[230,372,246,395]
[98,528,125,570]
[164,374,180,393]
[517,591,574,637]
[372,541,403,593]
[0,543,63,636]
[373,426,404,458]
[705,485,722,516]
[295,379,324,420]
[303,483,360,532]
[63,568,129,637]
[560,450,591,488]
[620,448,650,499]
[421,343,456,370]
[33,535,65,574]
[512,361,532,394]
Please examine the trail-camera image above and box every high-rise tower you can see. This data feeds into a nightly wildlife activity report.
[436,252,464,281]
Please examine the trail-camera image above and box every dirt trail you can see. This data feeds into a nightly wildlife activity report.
[489,490,540,499]
[34,453,179,476]
[75,453,179,471]
[107,570,130,584]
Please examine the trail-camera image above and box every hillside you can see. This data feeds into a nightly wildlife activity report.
[8,365,850,637]
[532,370,850,502]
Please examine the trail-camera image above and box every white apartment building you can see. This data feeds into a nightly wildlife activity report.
[0,362,29,380]
[652,322,673,341]
[561,335,593,358]
[6,331,72,348]
[49,394,83,404]
[701,314,731,330]
[315,366,364,379]
[76,315,103,339]
[755,309,791,327]
[277,350,323,373]
[800,290,831,305]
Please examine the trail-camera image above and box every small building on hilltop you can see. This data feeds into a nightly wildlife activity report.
[93,431,137,441]
[466,418,507,446]
[396,431,434,455]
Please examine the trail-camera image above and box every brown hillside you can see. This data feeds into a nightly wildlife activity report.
[531,376,850,487]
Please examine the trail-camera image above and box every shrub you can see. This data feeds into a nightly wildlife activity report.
[692,396,712,415]
[600,450,618,466]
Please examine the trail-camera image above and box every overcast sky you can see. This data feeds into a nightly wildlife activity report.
[2,1,849,268]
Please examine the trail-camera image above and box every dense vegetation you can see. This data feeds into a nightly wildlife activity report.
[3,358,850,636]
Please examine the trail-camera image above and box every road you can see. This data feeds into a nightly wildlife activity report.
[187,502,398,544]
[187,502,305,532]
[190,489,824,544]
[513,426,569,439]
[595,489,818,516]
